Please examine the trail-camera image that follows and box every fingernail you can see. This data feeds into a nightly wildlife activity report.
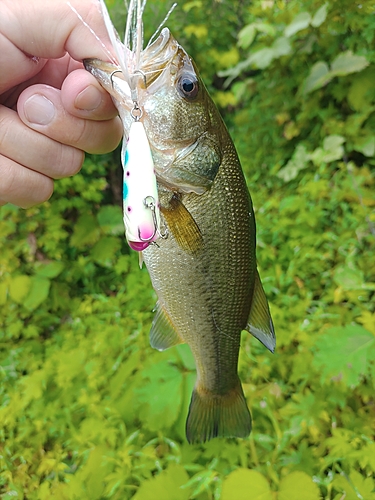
[75,85,102,111]
[24,94,55,125]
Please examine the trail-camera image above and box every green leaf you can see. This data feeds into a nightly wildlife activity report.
[73,446,112,500]
[348,67,375,111]
[278,144,311,182]
[278,471,321,500]
[238,24,256,49]
[23,277,50,311]
[303,61,330,94]
[9,275,31,304]
[334,266,364,290]
[330,51,369,76]
[238,22,276,48]
[135,361,184,431]
[312,325,375,387]
[175,344,196,371]
[352,135,375,157]
[323,135,345,151]
[333,470,375,500]
[0,280,7,305]
[35,261,64,278]
[272,37,292,57]
[70,213,100,248]
[311,135,345,164]
[97,205,124,235]
[221,469,273,500]
[91,236,121,267]
[133,465,190,500]
[311,4,328,28]
[284,12,311,38]
[248,47,275,69]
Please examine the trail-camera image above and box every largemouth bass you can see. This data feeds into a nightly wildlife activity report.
[84,0,275,443]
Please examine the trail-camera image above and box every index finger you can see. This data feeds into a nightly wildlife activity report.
[0,0,113,62]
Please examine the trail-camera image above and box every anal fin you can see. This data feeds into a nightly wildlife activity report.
[150,302,184,351]
[245,270,276,353]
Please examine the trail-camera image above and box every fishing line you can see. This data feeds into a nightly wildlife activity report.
[66,1,118,66]
[147,2,178,49]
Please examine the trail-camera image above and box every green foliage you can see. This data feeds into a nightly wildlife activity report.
[1,0,375,498]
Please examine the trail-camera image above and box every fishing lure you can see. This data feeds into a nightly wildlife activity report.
[97,0,162,251]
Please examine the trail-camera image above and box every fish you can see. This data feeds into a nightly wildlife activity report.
[83,0,275,443]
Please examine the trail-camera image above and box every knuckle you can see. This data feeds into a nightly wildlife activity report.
[52,144,84,179]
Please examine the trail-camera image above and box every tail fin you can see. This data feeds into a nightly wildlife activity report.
[185,378,252,444]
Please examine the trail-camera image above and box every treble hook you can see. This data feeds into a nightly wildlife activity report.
[132,69,147,87]
[109,69,123,87]
[138,196,168,242]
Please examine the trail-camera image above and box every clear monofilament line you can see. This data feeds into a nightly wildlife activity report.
[147,2,177,49]
[135,0,143,72]
[67,1,118,66]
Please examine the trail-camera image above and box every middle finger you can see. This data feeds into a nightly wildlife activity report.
[0,104,84,179]
[17,84,122,155]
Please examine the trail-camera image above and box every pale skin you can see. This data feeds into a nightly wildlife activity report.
[0,0,123,208]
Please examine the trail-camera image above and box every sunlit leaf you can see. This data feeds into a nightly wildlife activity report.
[9,275,31,304]
[278,144,310,182]
[136,361,184,431]
[348,67,375,111]
[333,470,375,500]
[303,61,330,94]
[238,24,257,49]
[312,325,375,387]
[352,135,375,157]
[23,277,50,311]
[248,47,275,69]
[334,266,364,290]
[133,465,190,500]
[330,51,369,76]
[311,4,328,28]
[272,37,292,57]
[35,261,64,278]
[221,469,273,500]
[284,12,311,38]
[278,471,321,500]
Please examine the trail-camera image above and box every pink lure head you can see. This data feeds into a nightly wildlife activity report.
[128,241,151,251]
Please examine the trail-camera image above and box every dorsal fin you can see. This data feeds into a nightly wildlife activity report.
[245,270,276,352]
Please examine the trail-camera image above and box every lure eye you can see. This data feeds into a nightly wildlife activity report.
[178,74,199,99]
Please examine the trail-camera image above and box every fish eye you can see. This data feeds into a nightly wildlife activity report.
[177,74,199,99]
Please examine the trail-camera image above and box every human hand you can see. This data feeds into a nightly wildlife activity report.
[0,0,123,208]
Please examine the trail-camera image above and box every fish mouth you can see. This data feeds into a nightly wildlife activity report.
[83,28,179,105]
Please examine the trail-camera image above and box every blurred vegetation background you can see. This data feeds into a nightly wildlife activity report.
[1,0,375,498]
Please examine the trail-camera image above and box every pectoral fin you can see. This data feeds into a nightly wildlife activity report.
[245,270,276,353]
[150,302,185,351]
[161,194,204,254]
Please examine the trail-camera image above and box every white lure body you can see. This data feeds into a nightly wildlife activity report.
[96,0,162,251]
[122,121,160,251]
